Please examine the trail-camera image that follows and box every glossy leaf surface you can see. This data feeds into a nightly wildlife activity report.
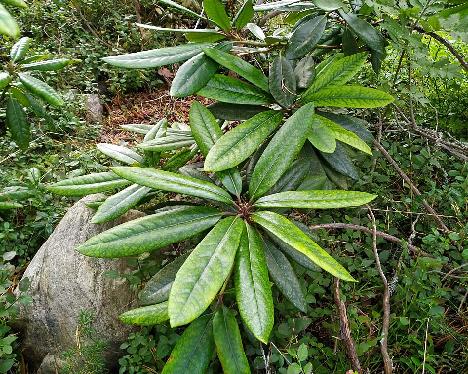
[19,73,64,107]
[97,143,143,165]
[120,302,169,326]
[286,15,327,59]
[47,172,130,196]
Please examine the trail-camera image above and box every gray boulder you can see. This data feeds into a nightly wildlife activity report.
[15,194,142,372]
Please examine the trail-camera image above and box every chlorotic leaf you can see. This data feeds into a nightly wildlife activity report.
[252,211,356,281]
[302,85,394,108]
[254,190,377,209]
[162,315,215,374]
[102,43,212,69]
[119,302,169,326]
[235,222,274,343]
[78,206,223,258]
[169,217,244,327]
[47,172,130,196]
[249,103,315,200]
[308,115,336,153]
[213,307,251,374]
[205,110,283,172]
[0,4,20,38]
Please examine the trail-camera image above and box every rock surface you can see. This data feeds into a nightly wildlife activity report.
[84,93,104,123]
[15,195,142,372]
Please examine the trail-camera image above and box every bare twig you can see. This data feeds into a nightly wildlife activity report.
[308,223,424,255]
[368,208,393,374]
[413,26,468,71]
[333,278,362,373]
[373,139,450,232]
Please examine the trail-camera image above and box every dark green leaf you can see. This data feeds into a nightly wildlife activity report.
[320,142,358,179]
[162,316,215,374]
[203,48,269,92]
[235,223,274,343]
[342,28,359,56]
[286,16,327,59]
[249,103,314,200]
[253,211,355,281]
[208,102,268,120]
[268,147,310,194]
[22,58,80,71]
[204,0,231,31]
[318,112,373,142]
[264,241,307,312]
[234,0,254,29]
[112,167,233,205]
[198,74,272,105]
[78,206,222,258]
[171,53,218,97]
[119,302,169,326]
[313,0,344,11]
[6,96,29,149]
[205,110,283,172]
[213,307,251,374]
[140,253,189,305]
[169,217,244,327]
[269,55,296,108]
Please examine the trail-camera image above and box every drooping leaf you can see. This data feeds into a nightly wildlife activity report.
[169,217,244,327]
[286,15,327,59]
[78,206,223,258]
[91,184,151,224]
[249,103,314,200]
[102,43,211,69]
[203,0,231,31]
[213,307,251,374]
[10,37,31,62]
[97,143,143,165]
[113,167,233,205]
[161,315,215,374]
[254,190,376,209]
[264,241,307,312]
[140,253,189,305]
[8,86,29,107]
[47,172,130,196]
[189,102,242,196]
[235,223,274,343]
[18,73,64,107]
[245,23,265,40]
[6,96,29,149]
[320,142,358,179]
[308,114,336,153]
[205,110,283,172]
[171,53,218,97]
[269,55,296,108]
[301,85,394,108]
[138,135,195,152]
[252,211,355,281]
[234,0,254,29]
[316,114,372,154]
[203,48,269,92]
[22,58,80,71]
[338,10,386,73]
[0,4,19,38]
[197,74,272,105]
[294,54,315,89]
[302,52,367,96]
[119,302,169,326]
[0,71,12,90]
[208,102,268,120]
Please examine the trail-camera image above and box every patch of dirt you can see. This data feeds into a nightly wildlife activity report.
[100,89,211,144]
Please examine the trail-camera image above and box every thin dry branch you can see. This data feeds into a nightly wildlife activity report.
[373,139,450,232]
[413,26,468,71]
[368,208,393,374]
[333,278,362,373]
